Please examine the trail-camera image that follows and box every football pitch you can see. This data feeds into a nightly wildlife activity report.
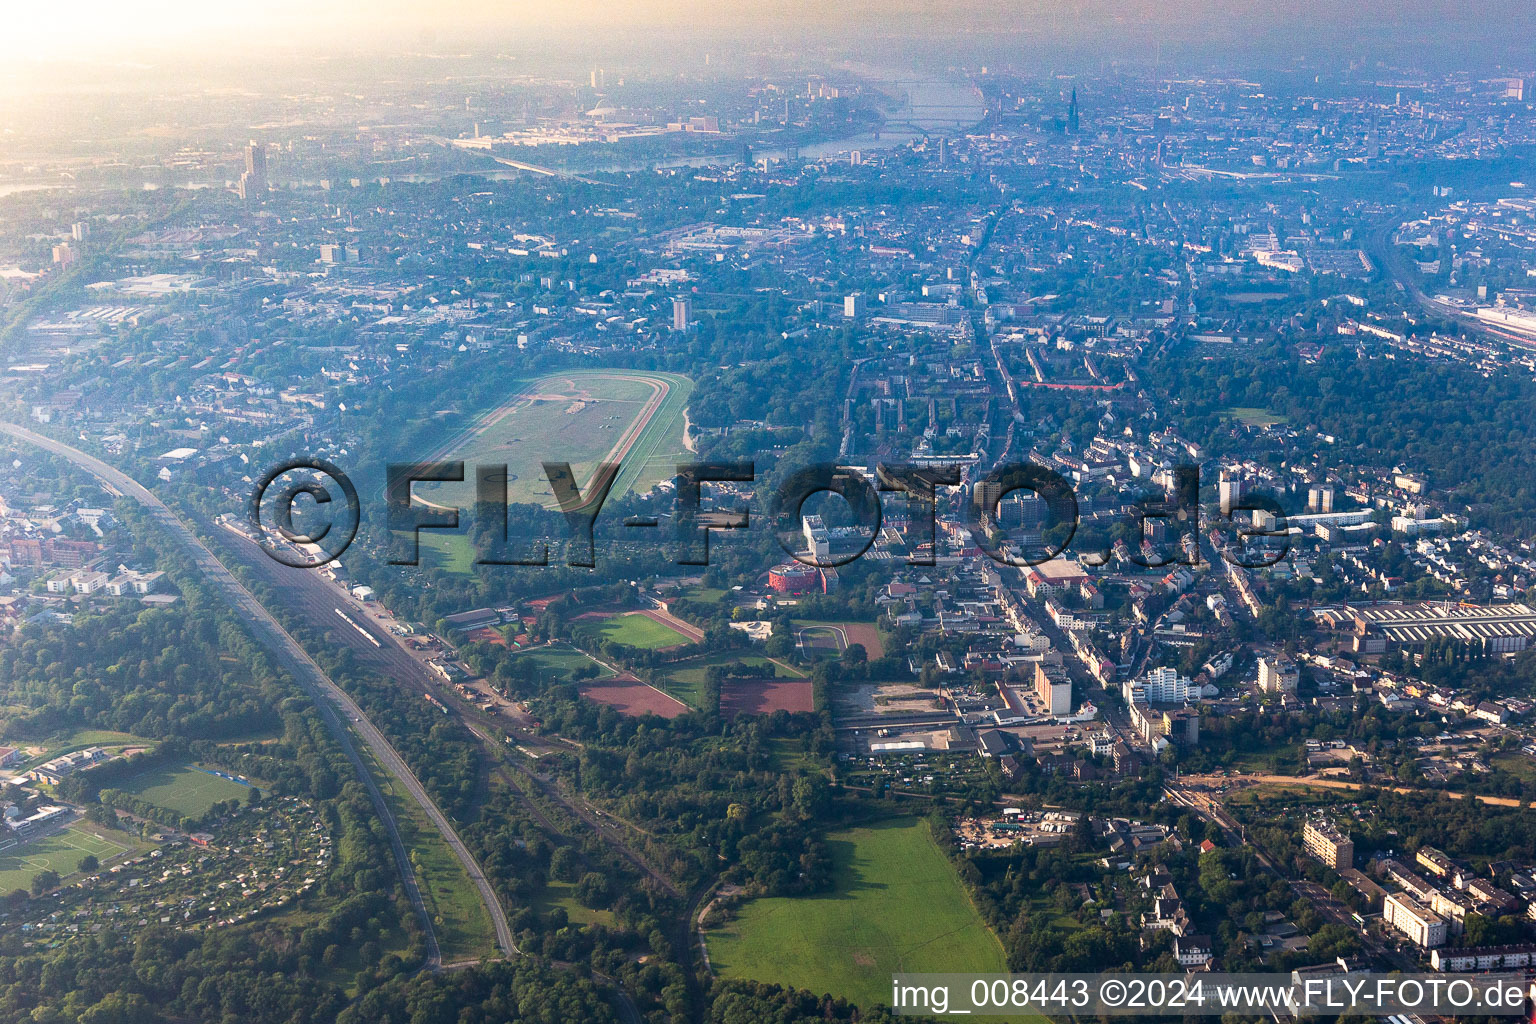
[116,764,252,818]
[593,612,692,650]
[0,826,131,891]
[705,818,1017,1015]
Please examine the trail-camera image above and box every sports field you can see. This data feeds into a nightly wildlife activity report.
[507,644,614,683]
[663,653,805,709]
[578,677,690,719]
[705,818,1011,1014]
[409,370,691,573]
[0,825,132,891]
[593,612,692,650]
[795,620,885,659]
[116,764,252,817]
[720,679,815,716]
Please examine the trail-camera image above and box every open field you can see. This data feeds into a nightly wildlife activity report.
[1225,406,1288,427]
[578,677,690,719]
[721,679,814,716]
[768,738,820,773]
[0,825,134,891]
[116,763,252,817]
[705,818,1010,1013]
[533,878,618,928]
[1491,751,1536,783]
[592,612,692,650]
[833,682,943,716]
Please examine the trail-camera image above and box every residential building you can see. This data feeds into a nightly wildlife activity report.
[1034,661,1072,716]
[1303,819,1355,869]
[1259,656,1299,694]
[1383,892,1447,948]
[1416,846,1455,879]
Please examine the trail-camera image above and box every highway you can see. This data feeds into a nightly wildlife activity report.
[0,422,516,965]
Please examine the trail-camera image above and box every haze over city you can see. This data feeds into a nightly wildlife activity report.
[2,4,1536,1023]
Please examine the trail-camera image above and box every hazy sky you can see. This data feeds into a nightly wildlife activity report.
[2,1,1533,64]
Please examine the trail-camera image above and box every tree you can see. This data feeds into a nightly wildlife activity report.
[77,854,99,873]
[78,992,155,1024]
[31,869,60,895]
[574,871,613,908]
[550,846,582,882]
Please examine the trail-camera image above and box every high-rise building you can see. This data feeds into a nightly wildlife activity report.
[1033,662,1072,717]
[937,137,949,166]
[70,222,90,242]
[51,243,74,266]
[1218,468,1245,515]
[1302,819,1354,868]
[245,142,265,181]
[1067,87,1080,132]
[672,296,692,331]
[239,142,268,201]
[802,514,830,559]
[843,292,866,319]
[1124,666,1197,705]
[1258,656,1298,694]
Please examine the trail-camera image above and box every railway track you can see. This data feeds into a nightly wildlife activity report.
[0,422,518,967]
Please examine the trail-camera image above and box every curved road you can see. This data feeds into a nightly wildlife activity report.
[0,422,516,965]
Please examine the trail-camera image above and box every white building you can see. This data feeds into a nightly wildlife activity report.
[1258,656,1299,694]
[802,514,830,559]
[1383,892,1448,948]
[1124,666,1197,705]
